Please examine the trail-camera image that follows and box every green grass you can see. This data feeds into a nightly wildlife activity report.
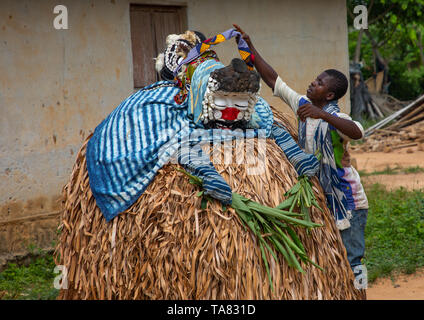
[358,166,424,177]
[364,183,424,283]
[0,250,59,300]
[403,166,424,174]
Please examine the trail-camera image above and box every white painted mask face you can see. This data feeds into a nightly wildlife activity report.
[200,75,259,129]
[212,93,250,121]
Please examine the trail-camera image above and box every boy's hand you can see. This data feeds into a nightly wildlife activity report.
[233,24,252,46]
[341,150,351,167]
[297,103,325,122]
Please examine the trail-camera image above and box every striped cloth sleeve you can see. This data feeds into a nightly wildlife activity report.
[177,147,232,205]
[271,124,319,177]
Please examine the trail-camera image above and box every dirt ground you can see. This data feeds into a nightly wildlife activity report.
[351,148,424,300]
[366,268,424,300]
[353,149,424,190]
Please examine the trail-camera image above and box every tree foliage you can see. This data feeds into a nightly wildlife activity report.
[347,0,424,100]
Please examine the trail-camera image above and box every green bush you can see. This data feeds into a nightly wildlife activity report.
[388,63,424,101]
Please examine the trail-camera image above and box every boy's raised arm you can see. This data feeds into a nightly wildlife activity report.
[233,24,303,114]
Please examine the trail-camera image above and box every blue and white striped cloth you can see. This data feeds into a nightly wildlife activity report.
[177,148,233,205]
[298,99,351,230]
[271,124,319,177]
[86,81,274,221]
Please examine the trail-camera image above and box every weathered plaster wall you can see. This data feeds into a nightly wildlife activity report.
[0,0,349,262]
[0,0,135,261]
[186,0,351,120]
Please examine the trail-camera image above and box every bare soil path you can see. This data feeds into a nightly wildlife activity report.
[366,268,424,300]
[353,149,424,190]
[351,149,424,300]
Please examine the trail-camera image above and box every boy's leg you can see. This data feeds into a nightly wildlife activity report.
[340,209,368,270]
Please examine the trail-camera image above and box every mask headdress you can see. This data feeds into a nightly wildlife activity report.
[156,28,254,106]
[154,30,206,81]
[174,28,254,77]
[155,29,260,130]
[209,58,260,93]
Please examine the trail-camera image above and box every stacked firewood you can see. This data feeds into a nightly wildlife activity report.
[351,122,424,153]
[351,94,424,153]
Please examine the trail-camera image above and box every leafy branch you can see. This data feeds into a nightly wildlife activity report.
[176,167,324,291]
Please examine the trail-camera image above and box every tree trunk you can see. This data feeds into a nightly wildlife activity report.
[353,29,364,64]
[364,29,385,65]
[364,29,389,89]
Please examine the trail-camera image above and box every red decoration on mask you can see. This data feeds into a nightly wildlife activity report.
[220,107,240,121]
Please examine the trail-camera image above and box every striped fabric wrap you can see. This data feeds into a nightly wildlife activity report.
[270,124,319,177]
[177,148,233,205]
[86,81,274,222]
[174,28,253,76]
[298,99,351,230]
[187,59,226,127]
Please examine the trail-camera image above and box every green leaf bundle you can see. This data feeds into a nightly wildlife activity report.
[176,168,324,290]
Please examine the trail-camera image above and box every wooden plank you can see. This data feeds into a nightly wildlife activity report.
[130,7,156,88]
[0,211,60,226]
[366,101,376,119]
[130,5,188,87]
[152,7,187,82]
[370,100,384,118]
[392,142,418,150]
[365,77,376,93]
[387,113,424,130]
[396,102,424,122]
[364,71,384,93]
[375,71,384,93]
[153,8,185,58]
[364,94,424,137]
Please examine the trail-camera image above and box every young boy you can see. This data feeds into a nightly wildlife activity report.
[233,24,368,279]
[339,144,369,283]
